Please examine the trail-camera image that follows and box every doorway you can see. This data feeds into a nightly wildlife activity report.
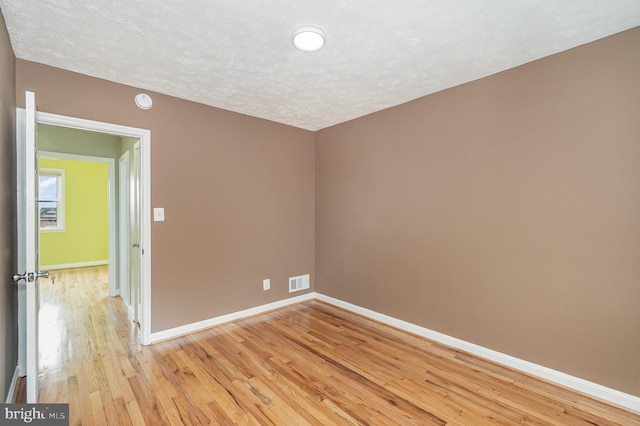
[35,112,152,344]
[16,108,152,383]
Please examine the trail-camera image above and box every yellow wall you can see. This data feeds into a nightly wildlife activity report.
[40,158,109,267]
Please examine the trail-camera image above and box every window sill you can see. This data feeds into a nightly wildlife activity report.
[40,227,66,233]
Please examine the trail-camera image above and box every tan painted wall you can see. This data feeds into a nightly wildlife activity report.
[0,10,17,401]
[16,61,316,332]
[316,27,640,396]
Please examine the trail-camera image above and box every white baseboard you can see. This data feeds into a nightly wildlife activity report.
[315,293,640,414]
[147,291,640,413]
[40,260,109,270]
[127,305,135,323]
[5,366,22,403]
[149,292,316,343]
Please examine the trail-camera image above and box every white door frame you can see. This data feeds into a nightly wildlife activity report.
[16,109,152,351]
[39,151,117,296]
[15,104,27,377]
[131,142,142,324]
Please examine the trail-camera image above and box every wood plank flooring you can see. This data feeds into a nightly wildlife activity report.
[37,266,640,425]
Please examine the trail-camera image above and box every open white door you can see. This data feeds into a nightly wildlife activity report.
[130,142,141,323]
[13,91,47,403]
[118,152,132,317]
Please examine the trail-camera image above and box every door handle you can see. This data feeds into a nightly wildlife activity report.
[12,272,26,282]
[11,271,48,282]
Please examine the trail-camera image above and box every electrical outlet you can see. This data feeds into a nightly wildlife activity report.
[263,279,270,291]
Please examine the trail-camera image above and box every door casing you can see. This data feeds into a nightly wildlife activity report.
[16,108,152,378]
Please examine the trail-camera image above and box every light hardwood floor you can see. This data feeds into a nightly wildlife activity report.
[36,266,640,425]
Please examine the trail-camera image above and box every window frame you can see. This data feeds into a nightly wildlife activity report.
[39,168,66,232]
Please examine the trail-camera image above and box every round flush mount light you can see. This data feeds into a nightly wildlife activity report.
[135,93,153,110]
[292,26,325,52]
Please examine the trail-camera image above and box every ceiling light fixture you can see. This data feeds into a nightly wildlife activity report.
[292,26,325,52]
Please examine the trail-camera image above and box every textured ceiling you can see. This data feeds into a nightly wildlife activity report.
[2,1,640,131]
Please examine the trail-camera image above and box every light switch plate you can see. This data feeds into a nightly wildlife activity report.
[153,208,165,221]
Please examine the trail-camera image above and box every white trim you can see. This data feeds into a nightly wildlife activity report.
[141,290,640,412]
[149,293,316,343]
[132,141,142,324]
[140,133,152,346]
[315,293,640,414]
[5,367,22,403]
[40,260,109,271]
[39,151,116,295]
[127,305,135,323]
[16,109,26,377]
[33,110,152,345]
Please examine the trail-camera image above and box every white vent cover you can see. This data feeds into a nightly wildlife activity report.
[289,274,310,293]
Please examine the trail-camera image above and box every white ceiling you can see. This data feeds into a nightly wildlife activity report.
[2,1,640,131]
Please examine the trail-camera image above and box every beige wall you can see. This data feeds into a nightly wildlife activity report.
[16,61,316,332]
[0,9,17,401]
[316,27,640,396]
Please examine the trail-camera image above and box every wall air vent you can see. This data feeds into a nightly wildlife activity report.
[289,274,310,293]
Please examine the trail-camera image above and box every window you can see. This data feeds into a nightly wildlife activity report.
[39,168,65,231]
